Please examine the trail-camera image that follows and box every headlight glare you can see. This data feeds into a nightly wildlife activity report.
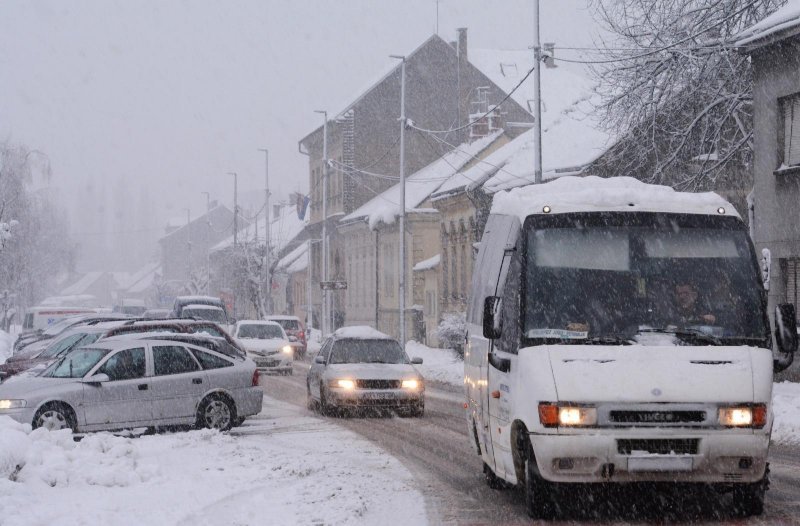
[282,345,293,354]
[719,404,766,428]
[335,379,355,390]
[538,402,596,427]
[0,399,26,410]
[401,379,421,389]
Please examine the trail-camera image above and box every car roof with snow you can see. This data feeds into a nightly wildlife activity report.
[331,326,394,340]
[491,175,739,221]
[183,304,224,310]
[265,315,300,321]
[236,320,283,326]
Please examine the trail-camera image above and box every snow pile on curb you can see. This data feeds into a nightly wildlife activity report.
[772,381,800,445]
[0,398,427,526]
[406,341,463,387]
[0,330,12,365]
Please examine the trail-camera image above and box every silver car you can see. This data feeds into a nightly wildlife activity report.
[306,327,424,416]
[0,339,263,432]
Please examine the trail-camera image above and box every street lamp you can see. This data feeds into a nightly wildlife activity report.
[390,54,407,345]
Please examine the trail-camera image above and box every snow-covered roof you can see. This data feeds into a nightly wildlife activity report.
[334,326,393,340]
[212,202,307,253]
[159,204,234,243]
[60,272,106,296]
[491,175,739,221]
[341,131,502,229]
[413,254,440,272]
[275,242,308,274]
[735,0,800,47]
[125,262,161,294]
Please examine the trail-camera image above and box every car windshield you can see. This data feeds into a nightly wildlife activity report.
[182,307,227,323]
[329,339,408,364]
[42,316,84,336]
[238,324,284,340]
[523,214,769,346]
[39,332,92,358]
[273,319,300,331]
[46,348,110,378]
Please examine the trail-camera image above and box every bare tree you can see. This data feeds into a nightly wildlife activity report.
[589,0,785,190]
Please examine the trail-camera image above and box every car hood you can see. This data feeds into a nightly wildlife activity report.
[325,363,420,380]
[538,345,770,404]
[7,344,47,362]
[237,339,290,354]
[0,375,79,397]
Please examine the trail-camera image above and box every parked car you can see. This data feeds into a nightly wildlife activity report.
[180,305,228,324]
[171,296,230,324]
[102,320,245,358]
[1,322,129,381]
[14,313,133,353]
[20,306,98,336]
[105,332,244,360]
[112,299,147,317]
[265,315,306,358]
[306,326,424,416]
[0,339,263,432]
[141,308,171,319]
[232,320,293,375]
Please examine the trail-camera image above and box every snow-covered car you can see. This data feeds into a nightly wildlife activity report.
[233,320,294,375]
[171,296,230,324]
[0,339,263,432]
[180,305,228,325]
[13,313,133,353]
[306,326,424,416]
[264,315,306,358]
[101,320,245,357]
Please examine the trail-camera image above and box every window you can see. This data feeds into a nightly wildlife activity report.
[780,93,800,167]
[190,348,233,369]
[153,345,200,375]
[785,258,800,316]
[99,348,146,381]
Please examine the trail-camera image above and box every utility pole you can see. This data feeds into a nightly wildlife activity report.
[532,0,543,184]
[314,110,329,335]
[227,172,239,246]
[258,148,271,317]
[391,54,407,346]
[183,208,192,280]
[307,238,314,335]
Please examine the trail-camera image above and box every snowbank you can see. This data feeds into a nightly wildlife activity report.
[0,330,12,365]
[0,398,427,526]
[406,341,463,387]
[772,381,800,445]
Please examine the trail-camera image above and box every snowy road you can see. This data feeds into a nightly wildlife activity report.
[262,361,800,525]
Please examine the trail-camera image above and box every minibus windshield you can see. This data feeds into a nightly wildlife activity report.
[523,213,769,346]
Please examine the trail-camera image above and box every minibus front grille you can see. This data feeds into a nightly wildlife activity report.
[609,410,706,425]
[617,439,699,455]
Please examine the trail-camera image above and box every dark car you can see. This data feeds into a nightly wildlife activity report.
[103,332,244,359]
[101,320,245,357]
[171,296,230,323]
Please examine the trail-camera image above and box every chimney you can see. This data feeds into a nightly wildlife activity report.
[457,27,468,63]
[456,28,469,138]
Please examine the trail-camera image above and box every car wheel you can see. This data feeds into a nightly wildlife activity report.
[319,387,333,416]
[33,403,77,432]
[197,395,236,431]
[524,457,557,519]
[306,381,318,411]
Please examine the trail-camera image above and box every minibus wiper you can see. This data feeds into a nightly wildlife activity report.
[581,334,635,345]
[639,328,721,346]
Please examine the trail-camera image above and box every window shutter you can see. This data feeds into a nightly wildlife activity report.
[784,96,800,166]
[787,258,800,310]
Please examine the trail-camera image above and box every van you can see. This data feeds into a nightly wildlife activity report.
[465,176,797,518]
[21,306,98,334]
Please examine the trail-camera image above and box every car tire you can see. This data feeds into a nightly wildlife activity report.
[306,381,318,411]
[32,403,77,432]
[524,458,557,519]
[319,387,333,416]
[196,395,236,431]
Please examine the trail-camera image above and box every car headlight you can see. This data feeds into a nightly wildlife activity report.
[719,404,767,428]
[401,379,421,389]
[0,399,26,410]
[282,345,293,354]
[332,379,355,390]
[538,403,597,427]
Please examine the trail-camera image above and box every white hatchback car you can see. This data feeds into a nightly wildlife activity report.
[233,320,294,375]
[0,340,263,432]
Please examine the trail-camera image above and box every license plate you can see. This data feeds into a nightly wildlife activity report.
[628,456,693,472]
[365,392,395,400]
[256,359,278,367]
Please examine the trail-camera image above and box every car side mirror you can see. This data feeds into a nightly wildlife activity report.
[483,296,502,339]
[411,357,423,365]
[314,355,326,365]
[83,373,110,385]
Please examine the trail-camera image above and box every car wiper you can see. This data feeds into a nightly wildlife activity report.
[638,328,721,346]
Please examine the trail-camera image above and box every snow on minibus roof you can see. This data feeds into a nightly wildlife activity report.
[491,176,738,221]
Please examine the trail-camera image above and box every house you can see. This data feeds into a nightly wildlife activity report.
[736,2,800,323]
[298,29,536,333]
[274,241,310,323]
[413,254,440,345]
[59,272,121,307]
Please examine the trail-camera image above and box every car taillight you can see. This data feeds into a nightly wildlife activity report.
[299,331,306,343]
[252,369,260,386]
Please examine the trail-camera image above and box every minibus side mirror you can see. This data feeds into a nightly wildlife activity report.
[775,304,798,355]
[483,296,502,339]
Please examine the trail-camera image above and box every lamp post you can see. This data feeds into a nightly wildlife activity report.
[390,54,407,346]
[258,148,271,317]
[314,110,329,335]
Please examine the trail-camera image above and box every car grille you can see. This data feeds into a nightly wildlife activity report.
[355,379,401,389]
[609,410,706,424]
[617,439,699,455]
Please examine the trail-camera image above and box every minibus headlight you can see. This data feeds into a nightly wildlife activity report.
[538,403,597,427]
[718,404,766,428]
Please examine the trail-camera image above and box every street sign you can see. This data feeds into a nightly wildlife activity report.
[320,281,347,290]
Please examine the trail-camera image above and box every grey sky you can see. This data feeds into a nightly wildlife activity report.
[0,0,599,270]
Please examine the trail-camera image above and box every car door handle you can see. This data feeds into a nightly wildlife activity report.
[192,378,203,384]
[138,384,148,391]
